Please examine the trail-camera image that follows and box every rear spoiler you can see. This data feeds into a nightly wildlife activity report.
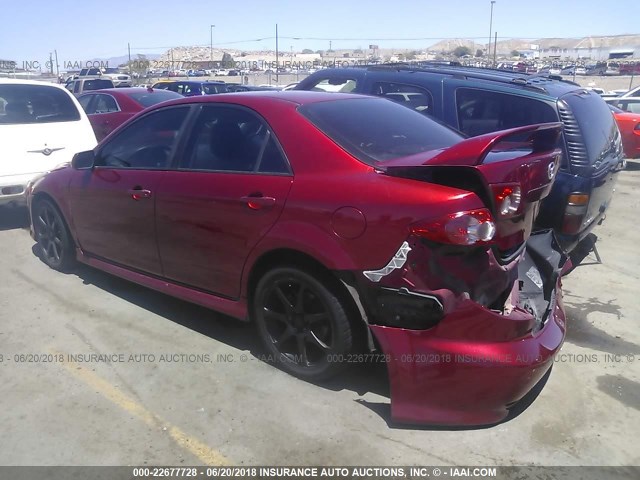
[424,122,563,166]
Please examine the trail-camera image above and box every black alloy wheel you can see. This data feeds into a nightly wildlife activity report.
[33,199,75,271]
[254,266,353,381]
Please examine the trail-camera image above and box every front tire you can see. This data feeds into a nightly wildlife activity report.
[253,266,353,381]
[32,199,76,272]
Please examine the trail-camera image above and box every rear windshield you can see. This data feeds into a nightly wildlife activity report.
[84,79,113,91]
[299,97,462,164]
[0,84,81,124]
[563,90,619,162]
[127,90,183,107]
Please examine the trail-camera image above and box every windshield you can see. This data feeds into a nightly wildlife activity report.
[0,84,81,124]
[127,90,183,107]
[299,97,461,165]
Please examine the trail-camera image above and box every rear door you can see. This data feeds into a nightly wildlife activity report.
[87,93,130,141]
[155,104,293,298]
[68,106,190,274]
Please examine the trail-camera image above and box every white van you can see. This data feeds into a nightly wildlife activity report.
[0,79,97,206]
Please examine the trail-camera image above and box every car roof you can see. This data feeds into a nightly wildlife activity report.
[146,90,370,111]
[155,80,226,85]
[320,64,583,97]
[0,78,70,91]
[80,87,165,95]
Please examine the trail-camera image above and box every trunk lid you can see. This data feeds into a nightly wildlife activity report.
[382,123,563,254]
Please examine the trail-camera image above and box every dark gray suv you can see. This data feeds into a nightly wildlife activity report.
[295,65,626,261]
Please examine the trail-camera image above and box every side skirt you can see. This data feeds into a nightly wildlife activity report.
[76,249,248,321]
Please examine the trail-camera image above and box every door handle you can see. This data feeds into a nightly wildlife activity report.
[128,187,152,200]
[240,194,276,210]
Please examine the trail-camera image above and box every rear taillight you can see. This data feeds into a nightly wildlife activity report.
[562,192,589,234]
[411,209,497,246]
[492,184,522,218]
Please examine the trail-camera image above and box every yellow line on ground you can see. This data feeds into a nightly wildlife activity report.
[52,349,230,466]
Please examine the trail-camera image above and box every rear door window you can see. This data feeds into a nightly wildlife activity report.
[613,99,640,113]
[182,83,198,95]
[93,94,119,113]
[371,82,433,115]
[455,88,557,137]
[203,83,227,94]
[306,76,358,93]
[180,105,290,174]
[0,84,81,124]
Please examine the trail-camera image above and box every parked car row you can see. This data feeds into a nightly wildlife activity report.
[74,81,284,139]
[0,67,626,427]
[150,80,280,96]
[63,67,132,88]
[488,61,627,77]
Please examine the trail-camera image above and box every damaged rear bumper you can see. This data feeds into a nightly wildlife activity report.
[361,231,567,426]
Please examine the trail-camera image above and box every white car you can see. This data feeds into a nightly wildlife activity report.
[0,79,97,207]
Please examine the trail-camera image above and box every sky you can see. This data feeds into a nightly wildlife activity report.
[1,0,637,65]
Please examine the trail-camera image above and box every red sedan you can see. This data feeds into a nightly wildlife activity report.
[78,87,183,141]
[27,92,567,426]
[610,104,640,158]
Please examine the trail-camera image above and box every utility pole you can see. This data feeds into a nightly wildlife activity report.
[275,23,279,85]
[128,43,131,71]
[488,1,496,63]
[210,25,215,66]
[49,52,54,75]
[54,50,59,77]
[493,31,498,66]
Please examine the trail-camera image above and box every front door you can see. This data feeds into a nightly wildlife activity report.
[68,106,190,275]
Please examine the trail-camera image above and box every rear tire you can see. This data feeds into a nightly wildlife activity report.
[32,199,76,272]
[253,266,352,381]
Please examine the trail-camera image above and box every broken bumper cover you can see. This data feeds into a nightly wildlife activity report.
[366,231,567,426]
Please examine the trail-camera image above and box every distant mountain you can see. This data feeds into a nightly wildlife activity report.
[88,53,160,67]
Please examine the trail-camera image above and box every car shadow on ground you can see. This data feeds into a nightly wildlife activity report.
[563,290,640,356]
[30,244,546,431]
[0,206,30,231]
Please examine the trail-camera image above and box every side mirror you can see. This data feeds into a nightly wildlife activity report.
[72,150,95,170]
